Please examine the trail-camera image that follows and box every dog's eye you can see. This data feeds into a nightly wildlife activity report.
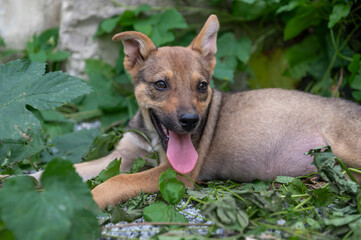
[197,82,208,93]
[154,80,167,90]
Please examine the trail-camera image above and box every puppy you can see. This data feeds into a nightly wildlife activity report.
[39,15,361,209]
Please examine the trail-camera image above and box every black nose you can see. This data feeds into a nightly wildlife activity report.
[179,114,199,131]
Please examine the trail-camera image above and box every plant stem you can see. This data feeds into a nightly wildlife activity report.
[349,168,361,174]
[294,196,312,210]
[29,160,39,172]
[179,196,206,211]
[218,186,249,206]
[64,109,103,120]
[177,173,200,189]
[336,157,358,183]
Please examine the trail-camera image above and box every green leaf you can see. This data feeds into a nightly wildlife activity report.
[213,56,236,82]
[237,37,252,63]
[134,4,152,16]
[79,59,124,111]
[348,54,361,74]
[306,217,321,230]
[85,132,122,161]
[0,60,91,140]
[310,188,337,207]
[101,16,120,33]
[47,50,70,62]
[130,157,146,173]
[202,197,249,232]
[109,207,143,223]
[285,35,320,68]
[28,50,47,62]
[0,159,100,240]
[39,110,74,138]
[351,72,361,90]
[249,49,299,89]
[241,180,269,191]
[349,54,361,86]
[0,36,5,46]
[276,0,306,14]
[232,0,269,21]
[324,214,361,227]
[43,129,101,163]
[286,178,307,195]
[97,158,121,183]
[284,5,321,40]
[274,176,294,184]
[159,169,185,205]
[308,148,359,196]
[134,9,187,46]
[0,129,47,164]
[143,202,188,223]
[328,3,351,28]
[217,33,252,63]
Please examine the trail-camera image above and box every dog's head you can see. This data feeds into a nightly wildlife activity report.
[113,15,219,174]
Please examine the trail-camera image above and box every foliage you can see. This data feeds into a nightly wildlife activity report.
[1,0,361,239]
[0,159,100,240]
[1,28,70,72]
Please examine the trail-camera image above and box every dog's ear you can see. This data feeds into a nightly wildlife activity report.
[189,15,219,70]
[113,31,156,74]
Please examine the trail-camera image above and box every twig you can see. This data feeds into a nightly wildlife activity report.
[332,68,343,97]
[102,221,213,229]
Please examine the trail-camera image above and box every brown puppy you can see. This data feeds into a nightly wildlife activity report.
[50,15,361,209]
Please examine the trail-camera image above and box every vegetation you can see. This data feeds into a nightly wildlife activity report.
[1,0,361,239]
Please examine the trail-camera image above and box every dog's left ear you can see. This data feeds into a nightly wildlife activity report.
[189,15,219,71]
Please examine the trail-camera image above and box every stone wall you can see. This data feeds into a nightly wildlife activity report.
[0,0,177,78]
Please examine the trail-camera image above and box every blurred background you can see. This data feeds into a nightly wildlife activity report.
[1,0,360,129]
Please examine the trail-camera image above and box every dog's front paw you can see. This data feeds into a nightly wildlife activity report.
[91,183,116,210]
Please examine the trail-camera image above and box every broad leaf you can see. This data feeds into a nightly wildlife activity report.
[308,148,359,196]
[109,207,143,223]
[134,9,188,46]
[202,197,249,232]
[42,129,101,163]
[130,157,146,173]
[249,49,299,89]
[284,5,321,40]
[159,169,185,205]
[97,158,121,183]
[0,129,47,164]
[0,60,91,140]
[328,3,351,28]
[0,159,100,240]
[143,202,187,224]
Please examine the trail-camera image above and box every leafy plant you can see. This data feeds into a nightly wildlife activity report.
[143,169,188,225]
[1,1,361,239]
[1,28,70,72]
[0,159,100,240]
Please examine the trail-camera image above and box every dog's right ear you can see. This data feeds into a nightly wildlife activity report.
[113,31,156,75]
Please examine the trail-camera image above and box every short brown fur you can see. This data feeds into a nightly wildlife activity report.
[26,15,361,209]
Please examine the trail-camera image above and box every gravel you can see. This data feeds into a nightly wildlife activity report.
[100,199,222,239]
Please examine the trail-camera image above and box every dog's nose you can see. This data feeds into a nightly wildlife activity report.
[179,114,199,131]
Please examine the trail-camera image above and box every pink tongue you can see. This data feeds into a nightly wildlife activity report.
[166,131,198,174]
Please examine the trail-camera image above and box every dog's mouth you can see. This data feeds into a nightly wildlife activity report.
[149,110,198,174]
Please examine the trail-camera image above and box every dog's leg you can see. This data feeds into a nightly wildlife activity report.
[91,153,171,209]
[321,114,361,182]
[74,131,153,181]
[29,131,154,182]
